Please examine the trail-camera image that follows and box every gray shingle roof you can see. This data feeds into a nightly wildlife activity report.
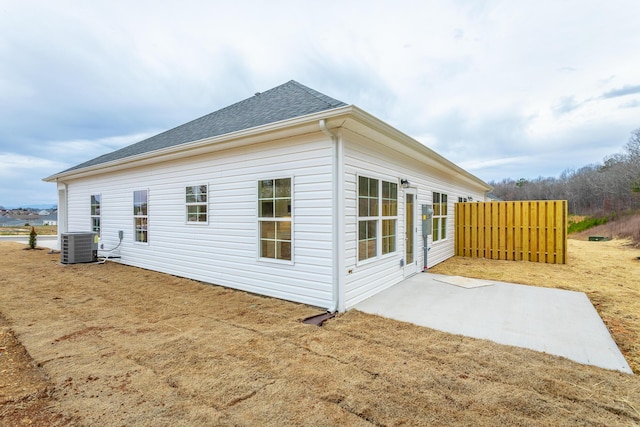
[61,80,347,173]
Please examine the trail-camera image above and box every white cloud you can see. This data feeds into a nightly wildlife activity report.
[0,153,65,177]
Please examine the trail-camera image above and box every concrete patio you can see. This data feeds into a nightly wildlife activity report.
[354,272,632,374]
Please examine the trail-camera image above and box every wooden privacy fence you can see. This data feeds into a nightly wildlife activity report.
[455,201,568,264]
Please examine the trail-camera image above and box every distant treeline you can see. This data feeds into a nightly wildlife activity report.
[489,128,640,215]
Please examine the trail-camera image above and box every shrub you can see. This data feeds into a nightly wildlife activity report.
[567,215,609,234]
[29,226,37,249]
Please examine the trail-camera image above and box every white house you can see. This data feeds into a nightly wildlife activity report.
[44,81,491,312]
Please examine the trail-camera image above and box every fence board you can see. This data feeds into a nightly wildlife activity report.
[455,201,567,264]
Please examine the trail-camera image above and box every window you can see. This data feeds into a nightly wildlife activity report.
[381,181,398,255]
[258,178,292,261]
[186,185,208,223]
[358,176,398,261]
[90,194,101,236]
[433,192,448,242]
[133,190,148,243]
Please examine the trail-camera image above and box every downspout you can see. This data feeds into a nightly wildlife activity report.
[56,179,68,249]
[320,119,344,313]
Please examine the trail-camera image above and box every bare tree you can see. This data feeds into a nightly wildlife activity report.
[489,128,640,215]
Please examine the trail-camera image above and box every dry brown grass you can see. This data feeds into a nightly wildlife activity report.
[430,238,640,374]
[1,241,639,426]
[0,225,57,236]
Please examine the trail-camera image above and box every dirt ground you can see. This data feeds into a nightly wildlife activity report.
[1,241,639,426]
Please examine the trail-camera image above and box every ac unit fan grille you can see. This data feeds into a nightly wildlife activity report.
[61,232,98,264]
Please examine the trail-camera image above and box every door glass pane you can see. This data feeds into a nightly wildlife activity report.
[406,194,414,264]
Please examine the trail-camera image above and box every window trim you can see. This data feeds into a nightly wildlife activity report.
[133,189,149,244]
[185,184,209,225]
[357,174,398,265]
[90,194,101,237]
[257,177,294,264]
[432,191,448,242]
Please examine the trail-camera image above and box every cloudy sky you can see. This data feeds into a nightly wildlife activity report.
[1,0,639,207]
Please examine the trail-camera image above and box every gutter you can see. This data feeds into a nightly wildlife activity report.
[43,105,355,183]
[320,119,344,313]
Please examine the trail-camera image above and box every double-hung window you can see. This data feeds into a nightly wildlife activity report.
[186,185,208,223]
[133,190,148,243]
[381,181,398,254]
[432,192,448,242]
[358,176,398,262]
[90,194,101,236]
[258,178,292,261]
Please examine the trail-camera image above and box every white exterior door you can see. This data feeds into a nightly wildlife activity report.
[403,189,418,277]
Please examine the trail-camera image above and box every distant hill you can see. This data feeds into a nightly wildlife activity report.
[0,204,57,210]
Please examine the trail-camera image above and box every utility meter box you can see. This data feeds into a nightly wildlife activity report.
[421,204,434,237]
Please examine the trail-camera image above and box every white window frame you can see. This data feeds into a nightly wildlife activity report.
[357,174,398,264]
[185,184,209,224]
[257,177,293,264]
[432,191,448,242]
[133,189,149,244]
[90,194,101,237]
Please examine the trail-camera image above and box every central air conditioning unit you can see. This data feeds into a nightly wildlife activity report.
[61,232,98,264]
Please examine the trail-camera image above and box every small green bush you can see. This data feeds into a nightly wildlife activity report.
[29,226,37,249]
[567,216,609,234]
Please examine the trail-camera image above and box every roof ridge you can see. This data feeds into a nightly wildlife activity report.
[286,80,345,108]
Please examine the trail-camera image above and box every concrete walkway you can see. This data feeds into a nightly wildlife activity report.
[0,235,59,250]
[354,273,632,374]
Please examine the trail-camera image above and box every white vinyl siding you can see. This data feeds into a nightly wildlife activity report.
[61,127,488,312]
[63,134,335,309]
[342,129,486,308]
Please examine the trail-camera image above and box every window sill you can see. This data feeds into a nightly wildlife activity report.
[258,257,294,266]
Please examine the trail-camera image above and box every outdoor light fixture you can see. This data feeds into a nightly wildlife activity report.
[401,179,410,188]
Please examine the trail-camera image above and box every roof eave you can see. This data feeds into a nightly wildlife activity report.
[343,106,493,192]
[43,104,492,193]
[43,105,355,182]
